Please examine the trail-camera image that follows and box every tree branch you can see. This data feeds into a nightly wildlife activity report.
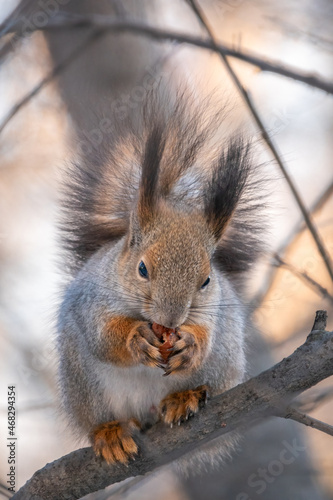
[284,407,333,437]
[2,14,333,287]
[186,0,333,283]
[12,311,333,500]
[3,10,332,280]
[0,28,106,135]
[251,179,333,310]
[273,254,333,305]
[0,482,13,499]
[1,15,332,94]
[284,179,333,246]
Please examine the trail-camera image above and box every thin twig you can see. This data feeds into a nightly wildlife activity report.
[1,16,332,137]
[0,25,180,136]
[251,179,333,309]
[266,16,333,52]
[0,0,37,60]
[1,9,332,278]
[277,179,333,256]
[186,0,333,283]
[273,254,333,305]
[0,29,106,135]
[1,15,333,94]
[0,482,13,498]
[285,407,333,437]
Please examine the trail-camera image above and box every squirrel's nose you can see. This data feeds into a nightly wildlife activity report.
[154,309,188,329]
[152,296,191,329]
[161,317,179,329]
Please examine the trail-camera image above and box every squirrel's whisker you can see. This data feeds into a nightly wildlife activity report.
[57,88,266,469]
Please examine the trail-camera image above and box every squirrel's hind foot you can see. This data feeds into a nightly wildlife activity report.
[160,385,209,427]
[91,418,140,464]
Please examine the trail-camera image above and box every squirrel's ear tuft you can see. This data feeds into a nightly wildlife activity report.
[137,124,165,227]
[204,137,251,241]
[127,213,143,248]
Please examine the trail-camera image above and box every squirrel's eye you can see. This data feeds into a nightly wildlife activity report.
[138,260,148,279]
[201,276,210,289]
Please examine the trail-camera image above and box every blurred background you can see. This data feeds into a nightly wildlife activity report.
[0,0,332,499]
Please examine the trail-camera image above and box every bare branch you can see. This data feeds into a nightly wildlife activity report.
[5,10,329,280]
[266,16,333,52]
[285,407,333,437]
[0,0,42,60]
[311,309,329,331]
[0,482,13,499]
[0,29,106,135]
[278,179,333,255]
[251,179,333,309]
[186,0,333,284]
[1,15,332,94]
[273,254,333,305]
[12,311,333,500]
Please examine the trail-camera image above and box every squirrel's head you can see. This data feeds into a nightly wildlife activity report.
[64,93,263,277]
[120,206,215,328]
[117,124,253,328]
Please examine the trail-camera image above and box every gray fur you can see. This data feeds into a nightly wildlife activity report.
[57,93,264,470]
[58,237,246,438]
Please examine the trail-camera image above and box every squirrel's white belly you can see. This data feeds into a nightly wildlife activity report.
[96,362,182,422]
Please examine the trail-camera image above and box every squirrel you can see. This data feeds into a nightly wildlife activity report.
[57,91,264,466]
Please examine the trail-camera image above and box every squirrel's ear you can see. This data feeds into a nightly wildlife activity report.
[137,124,165,227]
[204,138,251,241]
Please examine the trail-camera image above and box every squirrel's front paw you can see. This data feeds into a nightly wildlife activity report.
[160,386,209,427]
[91,418,140,464]
[126,322,164,368]
[164,324,208,376]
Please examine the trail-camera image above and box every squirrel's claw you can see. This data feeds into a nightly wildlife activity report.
[164,346,194,375]
[159,386,209,426]
[163,326,206,375]
[127,322,164,368]
[91,418,140,465]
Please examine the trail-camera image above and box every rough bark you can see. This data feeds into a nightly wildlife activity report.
[12,311,333,500]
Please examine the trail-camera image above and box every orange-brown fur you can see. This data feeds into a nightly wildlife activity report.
[57,92,263,470]
[102,316,163,367]
[91,418,140,464]
[160,386,209,425]
[165,325,210,376]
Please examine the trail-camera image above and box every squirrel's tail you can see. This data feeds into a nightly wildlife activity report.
[60,89,266,274]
